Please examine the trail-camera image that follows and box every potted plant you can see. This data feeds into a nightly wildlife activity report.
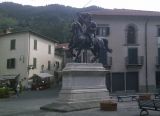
[139,94,151,100]
[0,87,9,98]
[100,100,117,111]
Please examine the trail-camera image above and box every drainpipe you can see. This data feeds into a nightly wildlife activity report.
[144,18,149,92]
[27,32,31,78]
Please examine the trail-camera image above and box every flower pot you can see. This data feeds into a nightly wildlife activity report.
[100,101,117,111]
[139,95,151,100]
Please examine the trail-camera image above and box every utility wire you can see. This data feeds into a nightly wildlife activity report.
[83,0,94,8]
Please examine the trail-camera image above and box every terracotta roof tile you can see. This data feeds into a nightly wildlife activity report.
[55,43,69,50]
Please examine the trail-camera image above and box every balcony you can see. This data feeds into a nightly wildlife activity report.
[156,56,160,68]
[125,56,144,69]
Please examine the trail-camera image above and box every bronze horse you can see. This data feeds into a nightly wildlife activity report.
[68,14,112,67]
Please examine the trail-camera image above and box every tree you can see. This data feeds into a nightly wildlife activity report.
[0,17,17,30]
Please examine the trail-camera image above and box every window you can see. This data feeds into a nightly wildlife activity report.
[158,48,160,64]
[41,64,44,71]
[7,58,16,69]
[48,45,51,54]
[126,25,137,44]
[33,58,37,68]
[157,26,160,37]
[10,39,16,50]
[156,71,160,89]
[128,48,138,64]
[48,61,51,70]
[157,26,160,48]
[126,72,139,91]
[55,61,59,69]
[34,40,37,50]
[96,27,110,37]
[112,73,125,92]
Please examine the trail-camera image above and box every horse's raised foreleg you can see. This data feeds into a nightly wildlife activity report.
[90,48,98,63]
[68,46,76,58]
[75,48,82,62]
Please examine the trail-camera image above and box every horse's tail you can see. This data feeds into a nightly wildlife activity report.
[102,38,112,53]
[98,38,108,66]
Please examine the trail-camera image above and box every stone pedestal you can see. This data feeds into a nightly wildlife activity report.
[40,63,110,112]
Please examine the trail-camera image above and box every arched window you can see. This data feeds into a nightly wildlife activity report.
[126,25,137,44]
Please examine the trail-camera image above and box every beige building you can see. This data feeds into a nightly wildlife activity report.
[87,9,160,92]
[0,31,58,86]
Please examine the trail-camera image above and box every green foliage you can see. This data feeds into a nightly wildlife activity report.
[0,17,17,28]
[0,2,103,42]
[0,87,9,98]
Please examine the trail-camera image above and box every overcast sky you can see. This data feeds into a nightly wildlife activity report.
[1,0,160,11]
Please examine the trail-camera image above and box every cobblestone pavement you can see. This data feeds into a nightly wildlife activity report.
[0,87,159,116]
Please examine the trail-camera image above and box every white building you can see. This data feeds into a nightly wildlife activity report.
[86,9,160,92]
[0,31,58,86]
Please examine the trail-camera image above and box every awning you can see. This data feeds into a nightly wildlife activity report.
[36,73,53,79]
[0,78,5,81]
[0,74,19,81]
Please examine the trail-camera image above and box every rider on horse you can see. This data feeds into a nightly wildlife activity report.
[69,13,112,67]
[81,14,97,49]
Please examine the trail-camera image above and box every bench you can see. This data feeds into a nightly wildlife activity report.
[117,95,138,102]
[153,89,160,99]
[155,93,160,99]
[117,95,130,102]
[138,99,160,116]
[116,90,138,102]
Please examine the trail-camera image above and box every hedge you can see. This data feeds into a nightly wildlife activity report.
[0,87,9,98]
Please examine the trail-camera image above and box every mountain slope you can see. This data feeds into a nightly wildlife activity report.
[0,2,103,42]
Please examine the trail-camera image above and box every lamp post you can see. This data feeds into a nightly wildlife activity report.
[62,46,66,68]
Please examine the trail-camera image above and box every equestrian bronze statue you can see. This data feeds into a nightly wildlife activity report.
[68,13,112,68]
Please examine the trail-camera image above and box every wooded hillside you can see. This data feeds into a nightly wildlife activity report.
[0,2,103,42]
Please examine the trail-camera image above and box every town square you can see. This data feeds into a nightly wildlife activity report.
[0,0,160,116]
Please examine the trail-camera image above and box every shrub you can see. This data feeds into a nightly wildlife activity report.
[100,100,117,111]
[0,87,9,98]
[139,95,151,100]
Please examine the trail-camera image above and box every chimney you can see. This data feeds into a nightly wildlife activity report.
[3,27,12,34]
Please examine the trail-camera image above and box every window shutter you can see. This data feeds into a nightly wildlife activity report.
[33,58,37,68]
[106,27,110,36]
[11,58,16,68]
[34,40,37,50]
[48,61,51,70]
[10,39,16,50]
[48,45,51,54]
[7,59,10,68]
[158,27,160,37]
